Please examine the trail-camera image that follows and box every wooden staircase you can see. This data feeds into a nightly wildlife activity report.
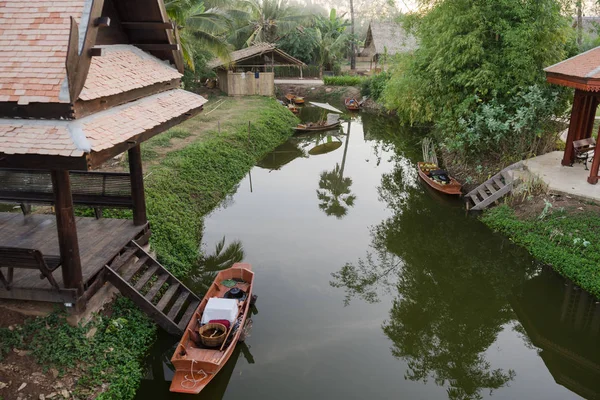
[105,241,200,336]
[466,162,524,211]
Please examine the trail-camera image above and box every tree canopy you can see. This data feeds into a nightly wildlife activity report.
[382,0,576,159]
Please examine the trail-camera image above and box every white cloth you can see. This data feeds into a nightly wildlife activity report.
[200,298,238,325]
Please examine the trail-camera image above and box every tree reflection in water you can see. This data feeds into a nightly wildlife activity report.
[189,237,245,292]
[331,150,536,399]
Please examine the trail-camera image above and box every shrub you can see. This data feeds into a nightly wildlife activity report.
[481,205,600,298]
[361,72,391,101]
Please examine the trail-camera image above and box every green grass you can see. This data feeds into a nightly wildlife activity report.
[323,75,366,86]
[0,297,156,399]
[481,204,600,297]
[145,97,298,278]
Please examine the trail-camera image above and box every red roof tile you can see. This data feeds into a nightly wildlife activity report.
[79,45,182,101]
[545,46,600,91]
[0,0,86,104]
[0,90,207,156]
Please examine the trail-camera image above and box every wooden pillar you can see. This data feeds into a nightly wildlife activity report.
[51,170,83,295]
[128,144,148,226]
[563,90,588,166]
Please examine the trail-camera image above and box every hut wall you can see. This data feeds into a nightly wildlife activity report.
[225,71,274,96]
[217,70,229,93]
[360,42,376,58]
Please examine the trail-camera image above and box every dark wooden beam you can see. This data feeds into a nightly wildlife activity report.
[87,104,204,168]
[0,154,88,170]
[122,21,174,30]
[128,145,148,226]
[135,43,180,51]
[51,170,84,296]
[89,47,103,57]
[94,16,111,27]
[0,102,73,120]
[0,286,78,303]
[73,78,181,119]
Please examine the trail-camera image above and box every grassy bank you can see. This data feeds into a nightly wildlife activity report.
[145,96,298,278]
[481,201,600,298]
[0,96,298,400]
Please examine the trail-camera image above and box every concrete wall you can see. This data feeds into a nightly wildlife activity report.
[221,71,275,97]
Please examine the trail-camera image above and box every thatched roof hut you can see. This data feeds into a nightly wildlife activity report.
[360,22,417,60]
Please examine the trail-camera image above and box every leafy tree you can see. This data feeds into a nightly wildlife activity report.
[166,0,234,69]
[382,0,575,159]
[277,28,318,63]
[312,9,350,75]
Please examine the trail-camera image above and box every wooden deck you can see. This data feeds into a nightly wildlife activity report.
[0,212,147,303]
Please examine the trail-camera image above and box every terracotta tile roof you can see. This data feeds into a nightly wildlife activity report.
[0,90,207,156]
[79,45,183,101]
[545,46,600,91]
[0,0,86,104]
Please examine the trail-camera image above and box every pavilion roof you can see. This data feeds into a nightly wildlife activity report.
[361,22,417,57]
[0,0,86,104]
[0,90,207,169]
[80,45,182,101]
[545,46,600,91]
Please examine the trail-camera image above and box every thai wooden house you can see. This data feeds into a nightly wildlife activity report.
[209,43,305,96]
[360,22,417,71]
[0,0,207,334]
[545,47,600,184]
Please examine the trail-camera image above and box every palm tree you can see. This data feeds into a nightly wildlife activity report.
[231,0,309,47]
[166,0,234,69]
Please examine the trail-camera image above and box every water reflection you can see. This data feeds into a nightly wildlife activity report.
[316,122,356,219]
[256,141,306,171]
[187,237,245,293]
[332,147,537,399]
[512,270,600,399]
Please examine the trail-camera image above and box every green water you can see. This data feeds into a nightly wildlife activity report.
[135,106,600,399]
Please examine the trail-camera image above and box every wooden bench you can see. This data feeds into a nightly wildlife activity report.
[0,169,133,218]
[573,137,596,170]
[0,247,61,290]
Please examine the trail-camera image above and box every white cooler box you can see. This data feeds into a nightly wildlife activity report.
[200,298,239,325]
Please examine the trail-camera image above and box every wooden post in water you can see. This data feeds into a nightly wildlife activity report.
[51,170,84,295]
[128,144,148,226]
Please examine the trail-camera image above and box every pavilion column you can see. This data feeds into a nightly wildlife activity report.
[51,170,83,295]
[128,144,148,226]
[562,90,594,166]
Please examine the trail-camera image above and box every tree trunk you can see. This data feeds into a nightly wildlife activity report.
[350,0,356,70]
[577,1,583,47]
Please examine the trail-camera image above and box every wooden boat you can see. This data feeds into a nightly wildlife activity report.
[295,120,341,133]
[417,162,462,195]
[285,93,295,102]
[287,103,299,114]
[170,263,255,394]
[345,98,360,111]
[293,96,305,104]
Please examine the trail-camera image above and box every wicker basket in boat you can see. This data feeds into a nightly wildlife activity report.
[198,323,227,347]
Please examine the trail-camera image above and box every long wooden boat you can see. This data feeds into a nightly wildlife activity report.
[295,120,341,133]
[345,98,360,111]
[287,103,299,114]
[285,93,295,102]
[170,263,255,394]
[417,162,462,195]
[293,96,305,104]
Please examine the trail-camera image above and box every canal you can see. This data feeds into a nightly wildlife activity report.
[135,105,600,399]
